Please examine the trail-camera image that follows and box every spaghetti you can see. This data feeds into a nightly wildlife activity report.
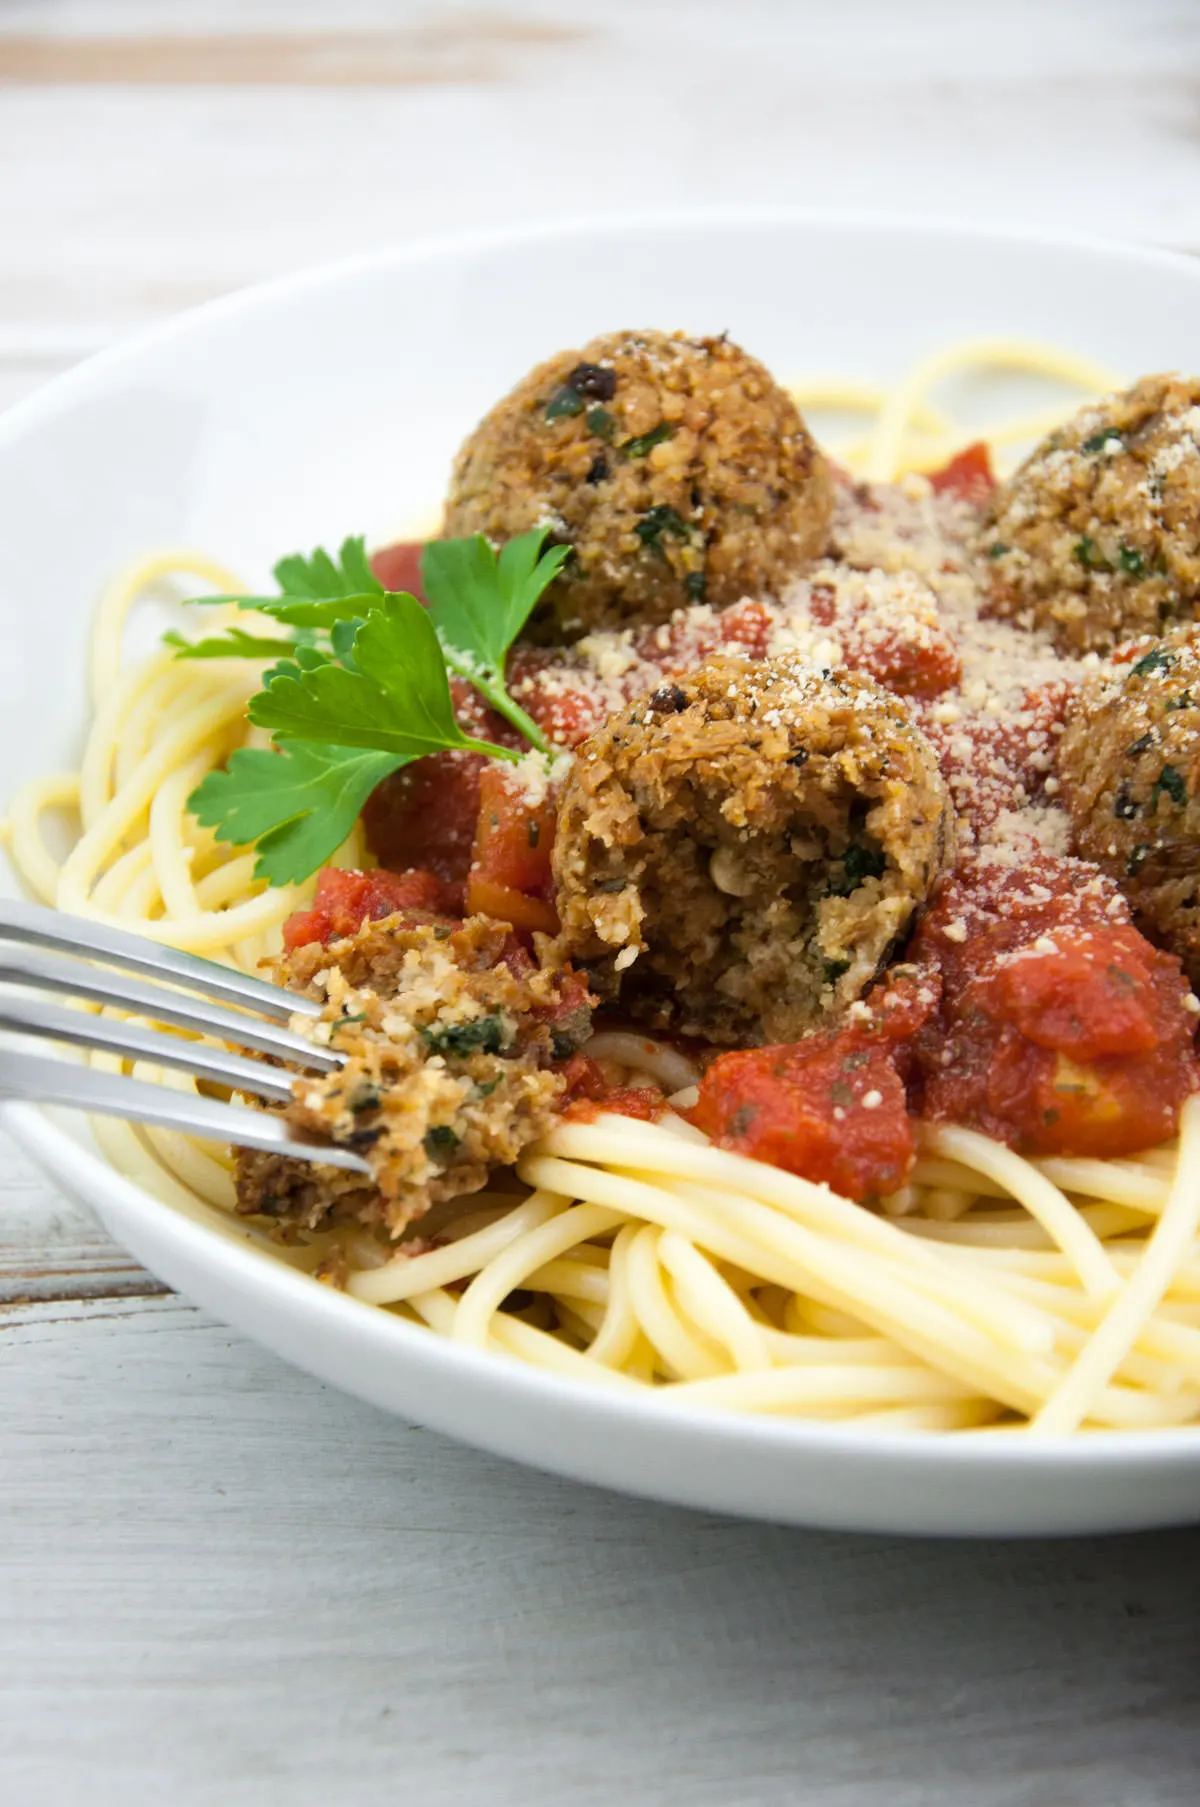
[6,336,1200,1437]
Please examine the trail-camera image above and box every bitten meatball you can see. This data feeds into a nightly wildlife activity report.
[235,913,591,1238]
[550,655,954,1045]
[1058,626,1200,983]
[443,329,832,639]
[982,373,1200,654]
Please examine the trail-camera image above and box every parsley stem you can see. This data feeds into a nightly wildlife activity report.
[462,732,526,765]
[444,655,550,755]
[474,682,551,755]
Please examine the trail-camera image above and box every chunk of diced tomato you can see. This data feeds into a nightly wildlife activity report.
[927,441,995,505]
[843,617,962,700]
[368,540,426,599]
[693,1039,914,1202]
[911,859,1199,1156]
[467,878,559,936]
[466,763,560,934]
[691,972,935,1201]
[561,1053,663,1121]
[281,866,456,950]
[717,598,775,659]
[361,751,484,889]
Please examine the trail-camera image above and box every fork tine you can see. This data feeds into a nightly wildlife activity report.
[0,1047,371,1174]
[0,898,321,1020]
[0,944,343,1071]
[0,995,296,1103]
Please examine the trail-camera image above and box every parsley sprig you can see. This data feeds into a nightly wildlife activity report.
[189,742,405,887]
[420,532,568,752]
[179,528,564,886]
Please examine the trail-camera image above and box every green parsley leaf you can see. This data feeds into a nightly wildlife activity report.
[1118,543,1147,578]
[243,590,384,630]
[183,537,384,627]
[273,536,382,601]
[420,528,569,750]
[188,741,405,886]
[249,592,514,763]
[184,530,568,888]
[586,406,615,440]
[986,541,1009,560]
[421,528,569,672]
[164,627,299,661]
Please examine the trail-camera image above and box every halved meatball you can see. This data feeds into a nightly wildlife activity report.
[550,655,954,1045]
[443,329,832,639]
[1058,626,1200,982]
[982,373,1200,653]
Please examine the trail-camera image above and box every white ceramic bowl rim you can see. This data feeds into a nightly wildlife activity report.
[1,203,1199,466]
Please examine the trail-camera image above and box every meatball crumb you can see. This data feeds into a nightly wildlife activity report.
[235,913,591,1238]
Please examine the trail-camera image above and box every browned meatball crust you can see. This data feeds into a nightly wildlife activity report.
[235,913,591,1238]
[550,654,954,1045]
[1058,626,1200,982]
[443,329,832,639]
[982,373,1200,654]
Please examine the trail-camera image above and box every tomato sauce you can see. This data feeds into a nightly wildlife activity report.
[282,866,459,950]
[368,540,426,599]
[346,496,1199,1184]
[361,751,485,896]
[926,440,996,505]
[467,763,559,935]
[918,679,1077,837]
[561,1053,664,1122]
[909,858,1198,1156]
[691,973,936,1201]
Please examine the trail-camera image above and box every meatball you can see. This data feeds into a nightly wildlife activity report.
[550,654,954,1045]
[1058,626,1200,983]
[235,913,591,1238]
[982,373,1200,654]
[443,329,832,639]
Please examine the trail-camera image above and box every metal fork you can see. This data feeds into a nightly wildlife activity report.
[0,899,371,1174]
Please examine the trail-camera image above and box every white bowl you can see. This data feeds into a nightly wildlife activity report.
[5,209,1200,1537]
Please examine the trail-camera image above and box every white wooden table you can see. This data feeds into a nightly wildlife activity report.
[4,6,1200,1800]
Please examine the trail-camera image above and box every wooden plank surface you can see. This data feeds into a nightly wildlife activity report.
[4,3,1200,1800]
[4,1286,1200,1807]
